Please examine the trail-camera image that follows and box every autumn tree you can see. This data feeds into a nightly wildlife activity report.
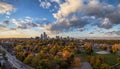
[16,51,26,61]
[71,57,81,67]
[88,56,95,66]
[50,43,59,55]
[96,55,105,64]
[23,54,34,65]
[84,42,93,54]
[32,51,44,68]
[111,44,119,53]
[14,45,23,52]
[62,50,71,60]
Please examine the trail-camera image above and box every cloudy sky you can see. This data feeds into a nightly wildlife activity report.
[0,0,120,38]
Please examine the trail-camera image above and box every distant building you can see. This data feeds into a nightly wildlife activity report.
[35,32,50,40]
[41,34,43,39]
[40,32,49,40]
[43,32,48,39]
[67,36,70,40]
[56,36,60,40]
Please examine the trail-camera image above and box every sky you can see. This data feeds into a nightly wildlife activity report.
[0,0,120,38]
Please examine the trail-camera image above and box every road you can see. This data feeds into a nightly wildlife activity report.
[0,45,33,69]
[69,62,93,69]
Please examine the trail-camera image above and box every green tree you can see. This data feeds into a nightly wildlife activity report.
[23,54,34,64]
[117,56,120,63]
[60,61,69,69]
[100,63,110,69]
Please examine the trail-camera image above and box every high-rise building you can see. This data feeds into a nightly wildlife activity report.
[40,32,48,39]
[41,34,43,39]
[56,36,60,40]
[43,32,47,39]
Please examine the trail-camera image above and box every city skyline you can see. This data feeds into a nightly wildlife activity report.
[0,0,120,38]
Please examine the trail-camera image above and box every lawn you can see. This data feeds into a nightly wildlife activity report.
[80,52,120,68]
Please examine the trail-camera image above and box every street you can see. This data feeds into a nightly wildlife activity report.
[0,45,33,69]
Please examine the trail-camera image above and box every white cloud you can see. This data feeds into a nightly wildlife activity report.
[25,16,32,19]
[88,32,94,34]
[77,28,86,31]
[39,0,51,8]
[53,0,82,19]
[0,2,15,15]
[50,0,61,4]
[105,30,120,35]
[101,18,112,29]
[12,19,23,27]
[45,0,120,34]
[11,17,48,30]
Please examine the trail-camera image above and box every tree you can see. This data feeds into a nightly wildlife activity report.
[71,57,81,67]
[14,45,23,52]
[50,43,59,55]
[37,59,51,69]
[84,42,93,54]
[96,55,105,64]
[54,55,62,64]
[111,44,118,53]
[88,55,106,69]
[117,56,120,63]
[32,51,44,67]
[93,64,100,69]
[23,54,34,64]
[62,50,71,60]
[16,51,26,61]
[100,63,110,69]
[60,61,69,69]
[89,56,95,66]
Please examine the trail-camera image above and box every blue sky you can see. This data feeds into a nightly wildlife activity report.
[0,0,120,38]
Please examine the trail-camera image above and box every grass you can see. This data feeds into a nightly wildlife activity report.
[103,54,119,65]
[80,52,120,67]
